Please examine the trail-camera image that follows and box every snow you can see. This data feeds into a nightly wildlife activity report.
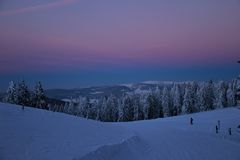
[118,83,133,88]
[90,91,104,95]
[142,80,191,85]
[142,80,172,85]
[1,103,240,160]
[61,98,72,102]
[121,109,240,160]
[61,98,79,103]
[0,103,133,160]
[132,88,152,94]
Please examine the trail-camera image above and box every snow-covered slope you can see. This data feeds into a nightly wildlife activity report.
[1,103,240,160]
[0,103,133,160]
[121,109,240,160]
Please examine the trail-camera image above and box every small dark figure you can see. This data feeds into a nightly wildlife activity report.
[22,105,24,110]
[228,128,232,135]
[216,125,218,134]
[217,120,220,130]
[190,117,193,125]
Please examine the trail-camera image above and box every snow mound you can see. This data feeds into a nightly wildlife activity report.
[76,136,156,160]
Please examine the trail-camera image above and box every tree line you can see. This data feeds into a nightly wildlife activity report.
[46,79,239,121]
[3,80,48,109]
[3,79,239,122]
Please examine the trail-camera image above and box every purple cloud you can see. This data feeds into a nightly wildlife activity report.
[0,0,76,16]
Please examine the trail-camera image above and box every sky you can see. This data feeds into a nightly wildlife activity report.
[0,0,240,90]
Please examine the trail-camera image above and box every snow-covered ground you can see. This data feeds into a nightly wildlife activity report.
[0,103,240,160]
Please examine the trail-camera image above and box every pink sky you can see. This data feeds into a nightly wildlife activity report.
[0,0,239,88]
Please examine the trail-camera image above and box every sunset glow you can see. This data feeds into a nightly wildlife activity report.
[1,0,240,89]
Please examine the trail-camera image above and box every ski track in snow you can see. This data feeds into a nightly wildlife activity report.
[1,103,240,160]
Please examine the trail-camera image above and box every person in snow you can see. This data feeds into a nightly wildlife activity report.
[22,105,24,110]
[228,128,232,135]
[216,125,218,134]
[190,117,193,125]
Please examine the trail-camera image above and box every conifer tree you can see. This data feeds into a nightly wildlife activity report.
[162,87,170,117]
[33,81,47,109]
[122,94,134,121]
[17,80,30,107]
[215,81,227,108]
[106,95,118,122]
[5,81,18,104]
[205,80,215,110]
[172,83,182,115]
[227,83,236,107]
[147,94,158,119]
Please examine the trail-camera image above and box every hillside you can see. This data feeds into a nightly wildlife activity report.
[0,103,240,160]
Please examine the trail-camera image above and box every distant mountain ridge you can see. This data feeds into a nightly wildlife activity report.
[45,81,185,100]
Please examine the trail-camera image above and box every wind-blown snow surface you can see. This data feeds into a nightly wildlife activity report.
[0,103,240,160]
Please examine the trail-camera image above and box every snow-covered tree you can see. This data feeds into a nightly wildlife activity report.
[17,80,30,106]
[236,76,240,105]
[171,83,182,115]
[33,81,47,109]
[191,81,198,107]
[215,81,227,108]
[67,98,77,115]
[153,86,163,118]
[106,95,118,122]
[146,94,158,119]
[10,79,236,122]
[182,84,195,114]
[154,86,161,101]
[195,82,207,111]
[99,96,108,121]
[122,94,134,121]
[142,95,149,120]
[4,81,18,104]
[84,97,91,119]
[63,102,70,113]
[87,99,97,120]
[231,78,239,99]
[195,82,206,111]
[205,80,215,110]
[117,98,124,122]
[48,103,58,112]
[227,83,236,107]
[132,95,140,121]
[76,96,85,116]
[162,87,170,117]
